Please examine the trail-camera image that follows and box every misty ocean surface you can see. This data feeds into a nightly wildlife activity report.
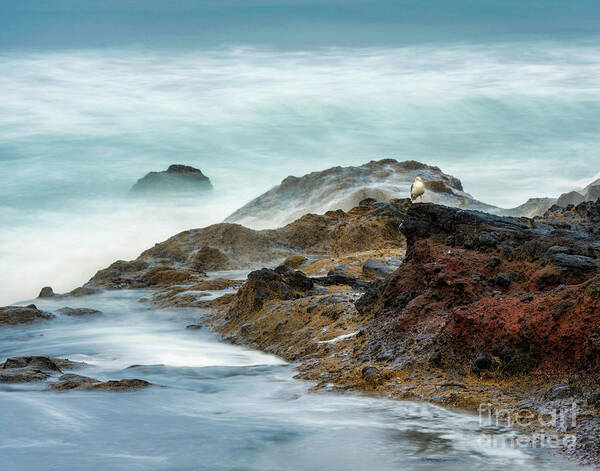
[0,1,599,304]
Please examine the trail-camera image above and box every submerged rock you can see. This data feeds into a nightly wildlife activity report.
[49,374,151,392]
[0,305,55,326]
[0,356,87,384]
[2,356,86,372]
[57,307,102,316]
[130,164,212,194]
[0,368,50,383]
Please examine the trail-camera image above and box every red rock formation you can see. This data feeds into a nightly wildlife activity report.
[360,201,600,377]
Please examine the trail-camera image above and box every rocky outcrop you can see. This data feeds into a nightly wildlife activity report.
[224,160,600,225]
[130,164,212,194]
[499,197,556,218]
[504,176,600,217]
[359,201,599,379]
[225,159,497,229]
[0,305,54,326]
[83,199,406,292]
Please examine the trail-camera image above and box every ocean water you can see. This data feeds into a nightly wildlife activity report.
[1,3,599,302]
[0,289,581,470]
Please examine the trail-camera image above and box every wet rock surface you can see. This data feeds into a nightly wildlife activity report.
[0,355,150,392]
[0,356,87,384]
[0,305,55,326]
[49,374,151,392]
[81,198,406,294]
[57,307,103,316]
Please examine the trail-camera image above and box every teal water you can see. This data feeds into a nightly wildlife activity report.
[1,1,599,302]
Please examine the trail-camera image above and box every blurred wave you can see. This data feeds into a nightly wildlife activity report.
[1,42,600,303]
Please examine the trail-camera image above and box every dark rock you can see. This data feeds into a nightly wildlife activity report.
[312,274,370,290]
[0,368,49,383]
[362,259,392,279]
[185,324,203,330]
[0,305,55,326]
[588,390,600,407]
[130,164,212,194]
[355,279,384,314]
[477,231,500,248]
[57,307,102,317]
[492,273,511,289]
[38,286,55,298]
[49,374,151,392]
[280,255,307,269]
[2,356,87,372]
[240,322,254,335]
[186,247,231,271]
[327,266,348,276]
[274,265,314,291]
[429,349,442,366]
[2,356,61,372]
[520,295,533,303]
[486,257,501,269]
[231,268,313,314]
[551,253,597,273]
[473,352,493,371]
[543,384,581,401]
[361,365,379,382]
[69,286,101,297]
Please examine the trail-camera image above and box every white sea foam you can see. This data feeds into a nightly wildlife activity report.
[1,42,599,303]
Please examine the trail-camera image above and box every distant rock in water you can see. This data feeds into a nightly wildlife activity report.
[504,175,600,217]
[557,190,585,208]
[498,197,556,218]
[130,164,212,194]
[225,159,497,229]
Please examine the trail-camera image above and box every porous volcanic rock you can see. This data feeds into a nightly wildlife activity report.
[130,164,212,194]
[358,201,600,377]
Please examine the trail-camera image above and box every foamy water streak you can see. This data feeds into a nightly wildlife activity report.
[1,42,600,303]
[0,290,581,470]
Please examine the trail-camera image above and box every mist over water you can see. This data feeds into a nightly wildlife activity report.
[1,3,600,305]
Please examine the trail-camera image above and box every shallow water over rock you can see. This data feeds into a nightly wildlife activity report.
[0,291,579,470]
